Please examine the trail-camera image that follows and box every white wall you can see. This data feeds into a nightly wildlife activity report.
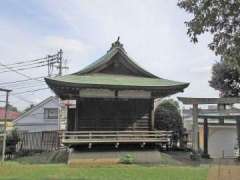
[208,126,237,158]
[15,97,60,132]
[183,115,237,158]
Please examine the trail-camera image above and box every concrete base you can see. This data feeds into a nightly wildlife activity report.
[201,153,210,159]
[190,152,201,161]
[68,149,161,165]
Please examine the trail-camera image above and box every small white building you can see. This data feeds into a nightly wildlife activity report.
[13,96,64,132]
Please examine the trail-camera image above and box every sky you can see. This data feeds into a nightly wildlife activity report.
[0,0,220,111]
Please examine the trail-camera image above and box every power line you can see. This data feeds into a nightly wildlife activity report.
[8,87,50,96]
[5,78,45,87]
[0,76,45,85]
[7,83,47,90]
[0,58,57,70]
[11,95,35,104]
[4,81,46,89]
[0,62,43,82]
[0,50,67,78]
[1,56,49,66]
[0,62,57,74]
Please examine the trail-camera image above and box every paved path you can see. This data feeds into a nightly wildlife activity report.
[207,159,240,180]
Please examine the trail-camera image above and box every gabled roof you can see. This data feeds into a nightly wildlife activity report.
[75,39,158,78]
[45,39,189,98]
[13,96,59,124]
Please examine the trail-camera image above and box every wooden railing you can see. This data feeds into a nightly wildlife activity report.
[61,131,173,146]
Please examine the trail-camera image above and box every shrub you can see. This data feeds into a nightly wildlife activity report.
[120,154,134,164]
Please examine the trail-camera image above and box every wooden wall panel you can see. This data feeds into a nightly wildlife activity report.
[75,98,151,131]
[67,108,75,131]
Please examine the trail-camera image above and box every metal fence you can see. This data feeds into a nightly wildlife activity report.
[16,131,61,152]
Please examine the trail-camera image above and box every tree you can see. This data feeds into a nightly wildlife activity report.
[7,104,18,112]
[155,99,182,131]
[209,60,240,97]
[177,0,240,68]
[22,104,34,113]
[155,99,184,148]
[0,104,18,112]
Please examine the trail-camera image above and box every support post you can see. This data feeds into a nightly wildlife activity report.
[141,142,146,148]
[191,103,200,160]
[1,134,6,163]
[1,89,10,162]
[58,49,63,76]
[4,91,9,133]
[202,118,210,158]
[74,99,79,131]
[115,142,119,149]
[151,98,155,130]
[236,119,240,160]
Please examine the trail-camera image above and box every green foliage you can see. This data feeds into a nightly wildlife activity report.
[0,104,19,112]
[155,99,183,132]
[6,129,19,144]
[209,60,240,97]
[120,154,134,164]
[178,0,240,68]
[155,99,183,147]
[22,104,34,113]
[8,104,18,112]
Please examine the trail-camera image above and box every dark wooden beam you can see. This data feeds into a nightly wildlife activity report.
[178,97,240,105]
[202,118,210,158]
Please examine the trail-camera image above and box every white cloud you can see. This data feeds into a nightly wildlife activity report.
[190,66,212,73]
[43,36,91,54]
[0,0,221,110]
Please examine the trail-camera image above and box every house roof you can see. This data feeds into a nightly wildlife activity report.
[13,96,59,124]
[0,107,20,121]
[45,39,189,97]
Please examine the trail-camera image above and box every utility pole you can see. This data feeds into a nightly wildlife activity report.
[0,88,11,162]
[56,49,68,76]
[55,49,68,133]
[58,49,63,76]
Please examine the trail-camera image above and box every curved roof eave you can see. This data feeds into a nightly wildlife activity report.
[75,47,158,78]
[45,76,189,92]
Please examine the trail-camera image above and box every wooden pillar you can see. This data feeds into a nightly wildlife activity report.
[236,118,240,159]
[218,104,225,124]
[66,105,69,131]
[74,99,79,131]
[192,103,200,159]
[151,98,155,130]
[202,118,210,158]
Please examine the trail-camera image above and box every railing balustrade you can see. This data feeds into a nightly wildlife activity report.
[61,131,173,145]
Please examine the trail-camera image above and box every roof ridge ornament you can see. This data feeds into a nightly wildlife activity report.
[108,36,125,52]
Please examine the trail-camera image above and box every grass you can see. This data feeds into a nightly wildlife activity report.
[13,150,68,164]
[159,153,182,165]
[0,162,208,180]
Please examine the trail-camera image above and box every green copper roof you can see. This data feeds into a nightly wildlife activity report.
[75,39,158,78]
[45,73,189,90]
[45,39,189,95]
